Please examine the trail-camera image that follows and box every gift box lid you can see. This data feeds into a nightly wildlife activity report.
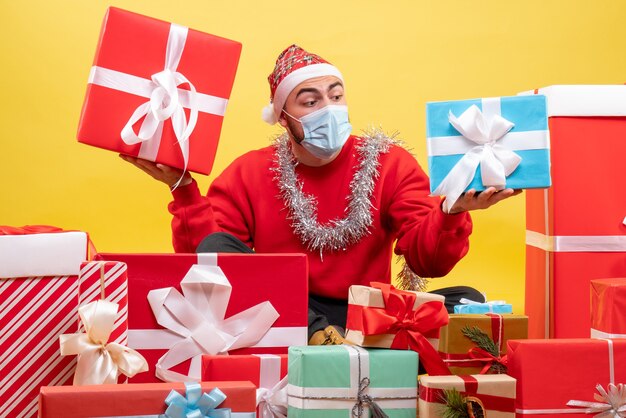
[519,85,626,116]
[0,228,88,278]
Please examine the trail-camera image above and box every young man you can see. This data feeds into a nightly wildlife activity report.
[121,45,520,345]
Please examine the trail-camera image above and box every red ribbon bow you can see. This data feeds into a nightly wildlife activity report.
[358,282,451,376]
[467,347,508,374]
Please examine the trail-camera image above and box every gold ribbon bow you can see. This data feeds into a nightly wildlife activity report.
[567,384,626,417]
[59,300,148,385]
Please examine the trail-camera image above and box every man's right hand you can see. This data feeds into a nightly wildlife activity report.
[119,154,193,189]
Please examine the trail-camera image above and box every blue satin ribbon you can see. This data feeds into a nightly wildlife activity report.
[164,383,231,418]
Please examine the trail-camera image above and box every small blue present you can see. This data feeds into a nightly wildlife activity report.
[426,95,551,211]
[453,298,513,314]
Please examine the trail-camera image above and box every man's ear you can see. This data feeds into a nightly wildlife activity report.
[278,111,288,128]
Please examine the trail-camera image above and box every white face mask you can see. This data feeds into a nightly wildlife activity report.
[285,105,352,160]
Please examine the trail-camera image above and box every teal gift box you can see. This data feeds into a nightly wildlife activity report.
[287,345,418,418]
[426,95,551,211]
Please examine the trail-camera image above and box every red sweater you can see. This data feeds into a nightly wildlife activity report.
[169,135,472,299]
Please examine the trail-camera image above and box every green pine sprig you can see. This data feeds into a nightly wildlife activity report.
[440,388,469,418]
[439,388,486,418]
[461,325,507,374]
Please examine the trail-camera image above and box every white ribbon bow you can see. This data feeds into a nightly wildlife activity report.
[433,104,521,212]
[567,384,626,417]
[147,263,280,382]
[120,23,198,189]
[59,300,148,385]
[459,298,508,306]
[257,376,288,418]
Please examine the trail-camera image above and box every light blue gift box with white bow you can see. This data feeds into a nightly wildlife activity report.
[426,95,551,211]
[453,298,513,314]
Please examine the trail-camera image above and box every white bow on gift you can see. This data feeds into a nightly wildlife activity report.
[148,263,280,382]
[459,298,508,307]
[59,300,148,385]
[119,23,198,189]
[433,104,521,213]
[257,376,288,418]
[567,383,626,417]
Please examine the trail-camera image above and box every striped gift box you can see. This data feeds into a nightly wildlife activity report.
[0,277,80,418]
[0,229,91,418]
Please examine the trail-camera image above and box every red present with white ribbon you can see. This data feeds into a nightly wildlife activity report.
[345,282,451,376]
[95,253,309,383]
[77,7,242,176]
[202,354,288,418]
[522,85,626,339]
[0,226,90,418]
[508,338,626,416]
[591,278,626,339]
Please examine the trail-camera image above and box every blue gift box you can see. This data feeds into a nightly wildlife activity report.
[426,95,551,208]
[453,303,513,314]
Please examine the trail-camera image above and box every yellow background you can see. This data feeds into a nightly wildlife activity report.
[2,1,625,312]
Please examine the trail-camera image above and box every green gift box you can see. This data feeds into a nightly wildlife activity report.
[287,345,418,418]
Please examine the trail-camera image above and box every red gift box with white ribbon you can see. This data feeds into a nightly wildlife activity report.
[95,253,308,383]
[202,354,288,418]
[77,7,242,175]
[507,338,626,416]
[522,85,626,339]
[0,226,88,418]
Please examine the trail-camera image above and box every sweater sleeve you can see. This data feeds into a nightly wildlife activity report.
[385,147,473,278]
[168,156,255,253]
[168,179,221,253]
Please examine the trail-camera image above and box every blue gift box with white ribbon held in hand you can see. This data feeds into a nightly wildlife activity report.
[426,95,551,212]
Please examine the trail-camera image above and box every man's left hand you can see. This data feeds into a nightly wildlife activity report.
[448,187,522,214]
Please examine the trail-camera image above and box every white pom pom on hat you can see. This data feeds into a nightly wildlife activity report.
[262,103,279,125]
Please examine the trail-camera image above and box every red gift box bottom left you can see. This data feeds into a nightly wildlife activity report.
[39,381,256,418]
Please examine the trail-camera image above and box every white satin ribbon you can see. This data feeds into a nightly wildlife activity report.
[592,329,626,339]
[256,355,288,418]
[59,300,148,385]
[257,376,288,418]
[459,298,508,306]
[432,99,521,212]
[526,230,626,252]
[128,327,306,349]
[566,384,626,417]
[146,257,280,382]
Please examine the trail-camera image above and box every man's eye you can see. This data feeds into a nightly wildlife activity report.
[304,100,317,107]
[332,95,343,101]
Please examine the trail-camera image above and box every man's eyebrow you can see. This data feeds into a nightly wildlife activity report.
[295,87,321,98]
[328,81,343,91]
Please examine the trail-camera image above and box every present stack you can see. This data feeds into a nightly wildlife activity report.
[522,85,626,339]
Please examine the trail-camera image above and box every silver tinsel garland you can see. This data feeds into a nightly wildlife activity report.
[272,128,429,291]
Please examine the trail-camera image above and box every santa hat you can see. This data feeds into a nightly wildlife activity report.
[262,44,344,125]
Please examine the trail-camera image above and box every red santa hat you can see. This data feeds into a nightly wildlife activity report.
[262,44,344,125]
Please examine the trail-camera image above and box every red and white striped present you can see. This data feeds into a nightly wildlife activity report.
[77,261,128,347]
[0,227,89,418]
